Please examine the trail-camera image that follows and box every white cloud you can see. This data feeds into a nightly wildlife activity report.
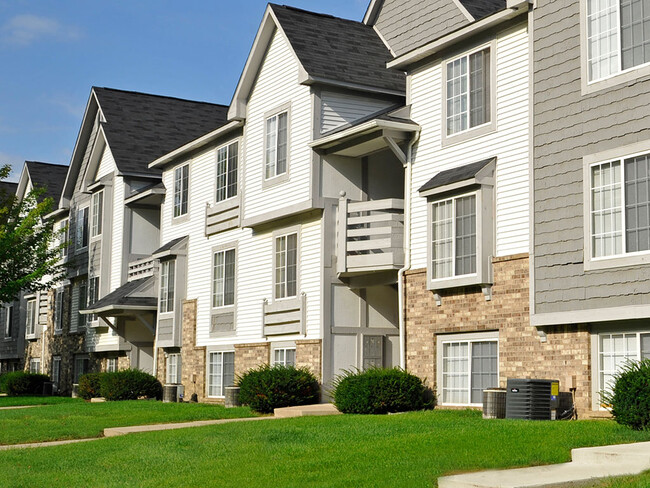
[0,14,79,46]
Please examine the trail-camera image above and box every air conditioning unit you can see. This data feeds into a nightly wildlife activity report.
[482,388,506,419]
[163,384,184,403]
[505,378,560,420]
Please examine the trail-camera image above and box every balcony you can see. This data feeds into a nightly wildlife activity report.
[336,197,404,277]
[128,257,156,281]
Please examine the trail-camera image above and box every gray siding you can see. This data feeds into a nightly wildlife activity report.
[533,0,650,315]
[375,0,469,56]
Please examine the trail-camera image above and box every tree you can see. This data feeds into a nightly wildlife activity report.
[0,164,67,303]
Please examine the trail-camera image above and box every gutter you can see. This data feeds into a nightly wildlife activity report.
[397,128,420,369]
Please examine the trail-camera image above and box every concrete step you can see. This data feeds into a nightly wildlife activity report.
[273,403,341,418]
[570,441,650,468]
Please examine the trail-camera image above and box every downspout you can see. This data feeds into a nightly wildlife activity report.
[398,129,420,369]
[41,292,46,373]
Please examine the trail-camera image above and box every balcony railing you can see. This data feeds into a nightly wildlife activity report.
[336,197,404,276]
[128,257,156,281]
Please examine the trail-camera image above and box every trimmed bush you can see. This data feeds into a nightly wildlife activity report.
[0,373,9,394]
[1,371,50,396]
[333,367,435,414]
[78,372,104,400]
[238,365,320,414]
[99,369,162,401]
[602,359,650,431]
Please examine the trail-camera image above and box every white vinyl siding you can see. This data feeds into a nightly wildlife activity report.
[208,351,234,397]
[166,353,181,384]
[599,332,650,395]
[216,142,238,202]
[410,24,529,266]
[212,249,236,308]
[265,112,288,179]
[173,164,189,218]
[26,299,36,336]
[159,260,175,314]
[242,27,312,220]
[590,153,650,258]
[273,347,296,367]
[274,233,298,299]
[320,91,394,134]
[587,0,650,82]
[110,177,125,291]
[91,190,103,237]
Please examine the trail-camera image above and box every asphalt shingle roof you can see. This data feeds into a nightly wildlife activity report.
[93,87,229,176]
[0,181,17,197]
[419,158,495,193]
[270,4,405,94]
[84,277,156,311]
[153,236,187,255]
[459,0,506,20]
[25,161,68,202]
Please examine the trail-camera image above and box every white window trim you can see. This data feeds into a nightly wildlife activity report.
[215,140,239,204]
[54,288,64,333]
[262,103,291,188]
[52,356,61,386]
[25,298,37,337]
[583,140,650,270]
[580,0,650,94]
[441,40,497,147]
[272,342,297,367]
[166,353,181,384]
[90,190,104,238]
[172,163,190,222]
[106,357,118,373]
[29,358,41,374]
[273,227,300,301]
[87,276,100,326]
[4,305,12,339]
[60,218,69,260]
[212,246,237,310]
[159,260,176,315]
[206,349,235,398]
[436,330,499,407]
[75,207,89,251]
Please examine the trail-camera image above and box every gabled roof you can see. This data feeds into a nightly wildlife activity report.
[93,87,229,176]
[153,236,188,259]
[82,276,157,314]
[0,181,17,197]
[270,5,404,93]
[229,4,405,120]
[364,0,506,25]
[24,161,68,203]
[419,157,495,195]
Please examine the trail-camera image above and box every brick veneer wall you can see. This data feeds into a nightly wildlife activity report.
[404,254,593,415]
[234,343,270,378]
[179,299,206,401]
[296,339,322,381]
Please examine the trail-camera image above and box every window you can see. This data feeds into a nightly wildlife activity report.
[208,351,234,397]
[446,47,490,136]
[586,0,650,82]
[273,348,296,367]
[265,111,288,179]
[212,249,235,308]
[274,233,297,299]
[216,142,238,202]
[91,191,103,237]
[166,353,181,384]
[363,336,383,370]
[4,305,12,338]
[60,218,69,259]
[431,194,477,279]
[29,358,41,374]
[173,164,189,218]
[76,207,88,249]
[52,357,61,388]
[78,279,88,328]
[599,332,650,395]
[87,276,99,323]
[74,356,89,383]
[106,357,117,373]
[439,336,498,405]
[26,299,36,336]
[590,153,650,259]
[159,260,175,313]
[54,289,63,332]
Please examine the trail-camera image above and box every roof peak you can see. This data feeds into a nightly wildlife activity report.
[92,86,229,109]
[269,4,364,26]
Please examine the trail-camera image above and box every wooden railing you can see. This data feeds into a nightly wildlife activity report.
[337,196,404,275]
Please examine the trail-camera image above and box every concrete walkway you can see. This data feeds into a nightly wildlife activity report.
[273,403,341,418]
[0,438,97,451]
[0,405,41,411]
[103,415,273,437]
[438,441,650,488]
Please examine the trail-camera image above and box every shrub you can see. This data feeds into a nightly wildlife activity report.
[333,367,435,414]
[0,373,8,394]
[99,369,162,401]
[238,364,320,414]
[602,359,650,431]
[1,371,50,396]
[78,372,104,400]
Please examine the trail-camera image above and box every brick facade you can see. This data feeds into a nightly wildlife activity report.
[404,254,593,416]
[234,342,270,378]
[296,339,322,381]
[178,299,206,402]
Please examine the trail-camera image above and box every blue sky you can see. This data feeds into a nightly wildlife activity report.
[0,1,369,182]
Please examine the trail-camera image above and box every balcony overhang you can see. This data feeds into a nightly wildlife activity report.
[310,118,419,161]
[124,182,166,207]
[81,277,157,319]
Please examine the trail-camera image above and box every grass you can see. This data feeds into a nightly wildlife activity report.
[0,395,83,407]
[0,399,256,445]
[593,472,650,487]
[1,409,649,487]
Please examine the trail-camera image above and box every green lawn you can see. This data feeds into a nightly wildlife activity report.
[593,472,650,487]
[0,399,255,445]
[0,395,83,407]
[1,409,649,488]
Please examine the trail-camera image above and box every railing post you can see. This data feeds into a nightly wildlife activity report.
[337,191,348,274]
